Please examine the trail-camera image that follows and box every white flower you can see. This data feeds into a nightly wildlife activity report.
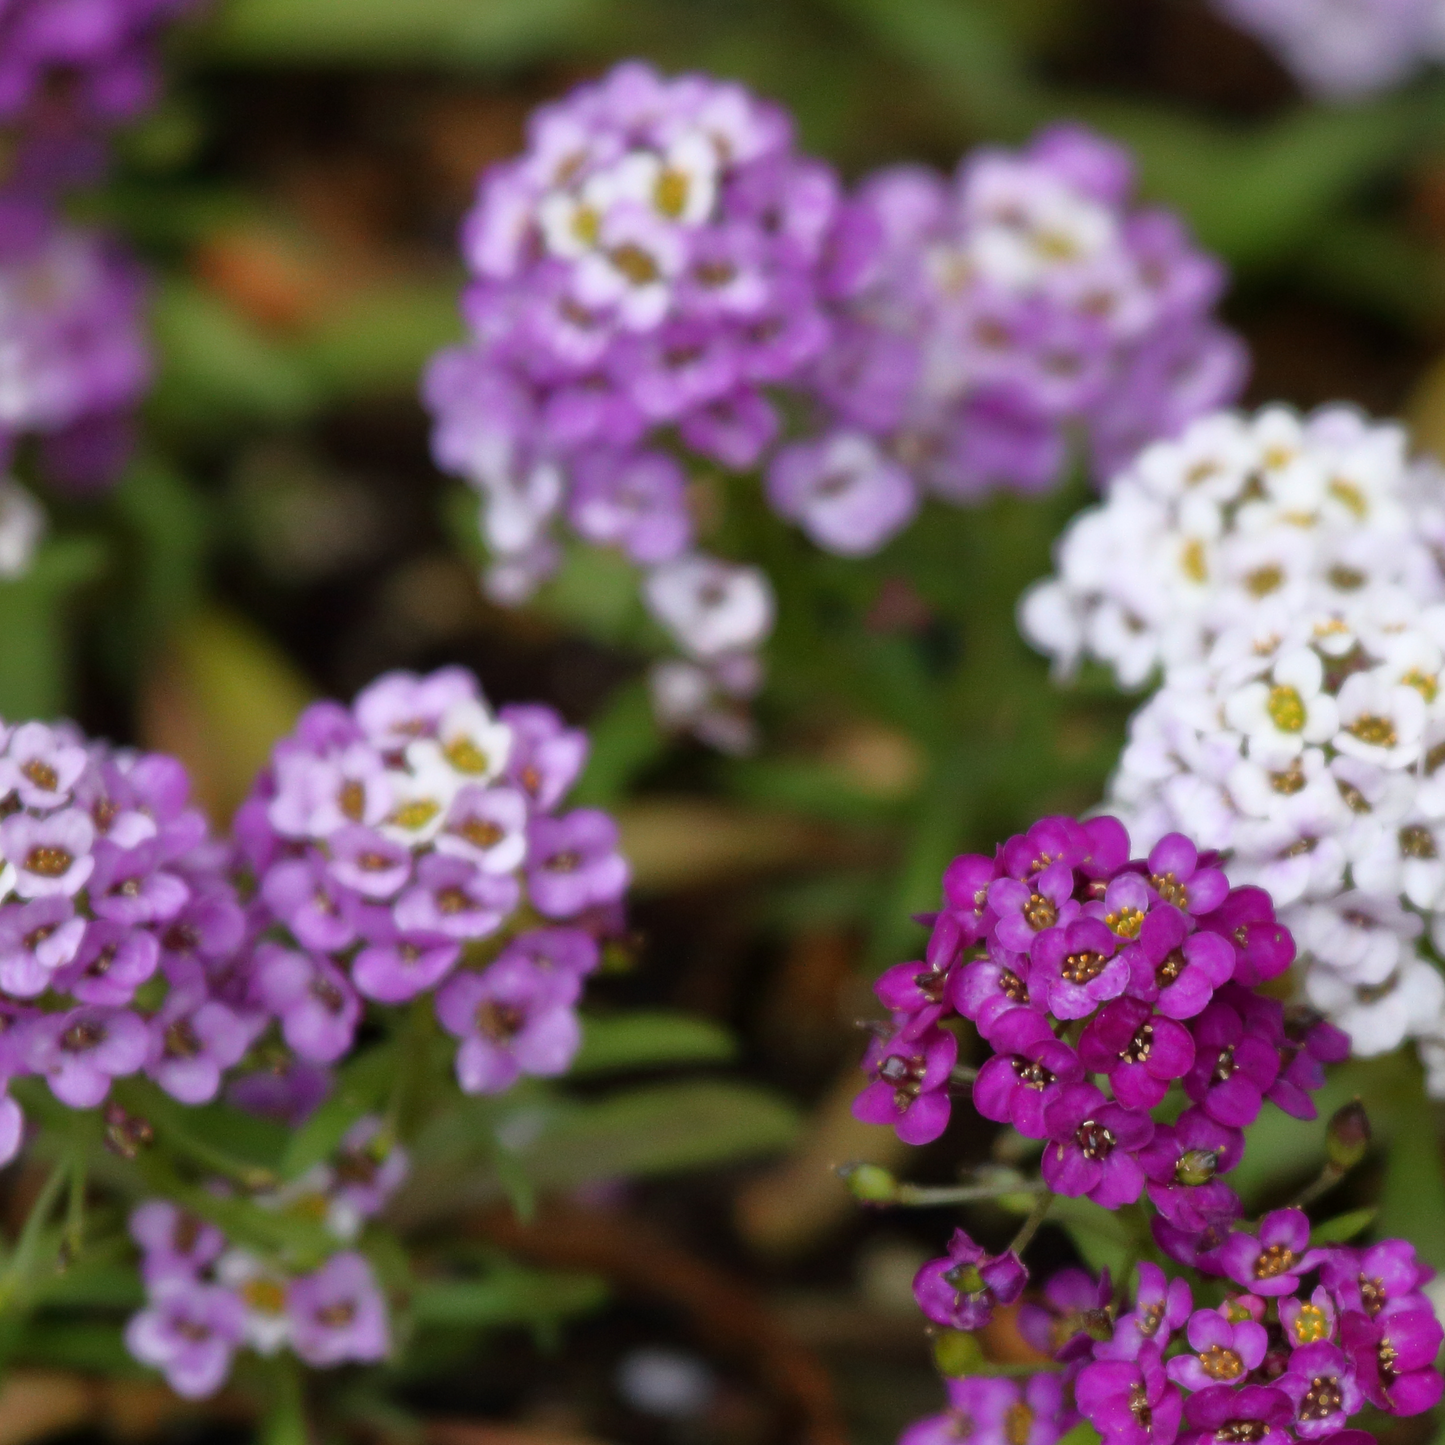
[217,1250,291,1355]
[644,553,775,660]
[1331,668,1427,769]
[433,699,512,784]
[1224,648,1338,755]
[381,752,461,846]
[1304,957,1445,1056]
[1285,891,1422,987]
[1351,812,1445,911]
[0,481,42,579]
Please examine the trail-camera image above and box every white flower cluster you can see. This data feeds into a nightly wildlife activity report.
[1020,405,1445,689]
[1027,404,1445,1091]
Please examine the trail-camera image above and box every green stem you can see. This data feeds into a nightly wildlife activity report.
[64,1158,85,1264]
[1291,1165,1345,1210]
[0,1159,69,1309]
[895,1179,1046,1207]
[1008,1189,1054,1257]
[260,1352,309,1445]
[950,1065,980,1085]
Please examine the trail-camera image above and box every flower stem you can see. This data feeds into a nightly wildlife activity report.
[1008,1189,1054,1256]
[893,1179,1047,1207]
[0,1158,69,1310]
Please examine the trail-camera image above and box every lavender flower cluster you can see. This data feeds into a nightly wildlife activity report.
[854,813,1443,1445]
[233,668,629,1094]
[0,0,204,570]
[1022,405,1445,1084]
[781,128,1245,541]
[125,1115,402,1398]
[855,814,1343,1229]
[0,719,254,1150]
[1209,0,1445,99]
[906,1234,1442,1445]
[424,62,1244,748]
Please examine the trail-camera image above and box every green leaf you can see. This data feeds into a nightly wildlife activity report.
[280,1042,400,1180]
[259,1354,308,1445]
[13,1321,142,1375]
[1378,1071,1445,1270]
[568,681,666,810]
[1312,1208,1378,1245]
[1056,1422,1102,1445]
[0,536,107,719]
[38,1260,144,1310]
[205,0,606,67]
[411,1269,606,1327]
[570,1011,737,1076]
[150,279,318,429]
[512,1080,801,1187]
[1045,1195,1135,1278]
[300,279,465,398]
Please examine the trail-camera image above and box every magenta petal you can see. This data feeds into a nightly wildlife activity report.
[897,1089,951,1145]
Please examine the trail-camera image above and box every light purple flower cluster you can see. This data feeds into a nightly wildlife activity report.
[0,0,203,131]
[854,815,1344,1232]
[783,126,1245,553]
[0,210,152,505]
[233,667,629,1094]
[906,1234,1444,1445]
[124,1115,401,1397]
[0,720,255,1152]
[426,65,1244,748]
[1209,0,1445,100]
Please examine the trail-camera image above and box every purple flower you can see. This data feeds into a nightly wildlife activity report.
[86,841,188,925]
[326,825,413,900]
[129,1200,225,1286]
[261,856,358,953]
[250,945,361,1064]
[0,896,85,996]
[852,1021,956,1145]
[1139,1106,1244,1233]
[1183,999,1282,1128]
[287,1251,389,1367]
[1269,1009,1350,1120]
[951,940,1039,1041]
[1079,996,1195,1111]
[57,922,159,1006]
[940,850,1002,942]
[1020,1267,1113,1360]
[392,852,521,941]
[3,722,87,807]
[1319,1240,1433,1318]
[228,1058,332,1126]
[145,984,260,1105]
[28,1006,147,1106]
[434,953,582,1094]
[766,431,918,556]
[568,448,692,564]
[436,784,528,874]
[526,809,629,918]
[1,806,94,897]
[1096,1263,1192,1361]
[1342,1304,1444,1416]
[1076,1342,1182,1445]
[330,1116,409,1219]
[1125,905,1235,1020]
[349,919,461,1005]
[1179,1385,1294,1445]
[1146,835,1230,916]
[1042,1082,1154,1206]
[1166,1306,1269,1391]
[499,703,587,811]
[912,1227,1027,1330]
[903,1375,1069,1445]
[974,1008,1084,1138]
[988,859,1079,953]
[125,1278,246,1400]
[1030,917,1128,1020]
[1195,888,1294,990]
[1213,1210,1321,1297]
[1277,1341,1362,1437]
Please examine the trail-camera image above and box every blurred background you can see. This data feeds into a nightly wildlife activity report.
[19,1,1445,1442]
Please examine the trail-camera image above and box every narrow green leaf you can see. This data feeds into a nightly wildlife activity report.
[569,680,665,810]
[514,1080,801,1187]
[570,1011,737,1076]
[1056,1421,1102,1445]
[411,1269,605,1327]
[1046,1195,1134,1278]
[280,1043,399,1180]
[14,1321,142,1375]
[1378,1072,1445,1270]
[1312,1208,1378,1245]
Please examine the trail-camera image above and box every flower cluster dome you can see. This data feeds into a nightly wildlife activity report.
[234,667,630,1094]
[774,125,1245,553]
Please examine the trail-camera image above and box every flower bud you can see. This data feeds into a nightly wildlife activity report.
[103,1103,153,1160]
[1326,1098,1371,1173]
[933,1329,985,1377]
[840,1162,898,1204]
[1175,1149,1219,1186]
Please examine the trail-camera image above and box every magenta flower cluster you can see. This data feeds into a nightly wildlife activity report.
[855,816,1344,1237]
[124,1114,401,1397]
[233,668,629,1094]
[907,1236,1442,1445]
[0,719,254,1153]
